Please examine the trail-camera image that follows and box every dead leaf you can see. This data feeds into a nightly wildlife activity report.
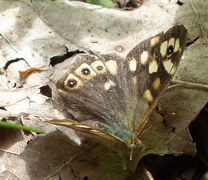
[0,0,207,179]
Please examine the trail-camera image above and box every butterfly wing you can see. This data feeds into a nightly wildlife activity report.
[50,25,187,147]
[43,118,126,147]
[125,25,187,136]
[56,52,138,144]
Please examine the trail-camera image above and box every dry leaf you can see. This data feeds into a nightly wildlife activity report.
[0,0,207,179]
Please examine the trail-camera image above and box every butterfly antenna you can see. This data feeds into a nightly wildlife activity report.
[139,112,176,137]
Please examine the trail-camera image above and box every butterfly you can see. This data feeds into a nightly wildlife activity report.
[41,25,187,160]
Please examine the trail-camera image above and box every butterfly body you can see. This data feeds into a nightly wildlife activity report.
[49,25,187,158]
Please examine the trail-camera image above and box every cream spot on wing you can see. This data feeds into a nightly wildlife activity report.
[149,59,158,74]
[174,38,180,52]
[144,89,153,102]
[64,74,83,90]
[91,60,106,74]
[150,36,161,46]
[152,77,160,90]
[160,40,168,57]
[105,60,117,75]
[163,59,176,74]
[141,51,149,65]
[104,80,116,90]
[168,37,175,47]
[129,58,137,72]
[75,63,96,79]
[132,76,137,85]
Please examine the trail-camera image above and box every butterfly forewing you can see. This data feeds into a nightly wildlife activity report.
[47,25,187,150]
[125,25,187,136]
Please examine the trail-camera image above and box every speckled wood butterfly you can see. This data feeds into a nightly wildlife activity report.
[38,25,187,159]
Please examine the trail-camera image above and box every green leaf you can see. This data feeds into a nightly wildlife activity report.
[0,121,46,134]
[86,0,114,8]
